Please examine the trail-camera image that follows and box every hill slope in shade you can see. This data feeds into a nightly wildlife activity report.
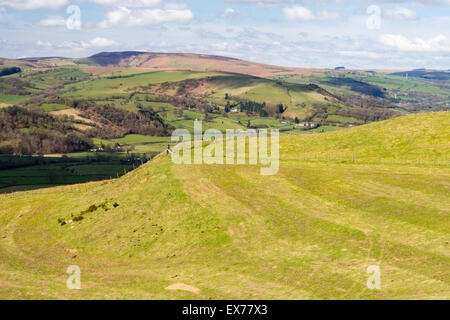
[0,112,448,299]
[390,69,450,81]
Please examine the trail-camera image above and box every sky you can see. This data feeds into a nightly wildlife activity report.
[0,0,449,69]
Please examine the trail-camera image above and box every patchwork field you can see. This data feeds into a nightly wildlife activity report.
[0,112,448,299]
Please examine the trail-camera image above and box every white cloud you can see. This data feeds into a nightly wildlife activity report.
[43,37,117,51]
[222,8,235,18]
[38,16,67,27]
[99,6,194,28]
[91,0,161,7]
[221,7,246,18]
[316,10,343,21]
[383,7,418,20]
[379,34,450,52]
[162,3,188,10]
[225,0,283,4]
[36,40,52,47]
[56,40,90,51]
[283,6,315,22]
[283,6,343,22]
[226,0,450,6]
[0,0,68,10]
[89,37,118,47]
[338,50,383,59]
[211,41,243,52]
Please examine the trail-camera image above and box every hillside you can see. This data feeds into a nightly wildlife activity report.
[0,111,448,299]
[2,52,323,78]
[283,111,450,162]
[391,69,450,81]
[2,52,447,131]
[76,52,325,78]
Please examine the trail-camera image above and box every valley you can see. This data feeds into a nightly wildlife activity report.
[1,52,448,193]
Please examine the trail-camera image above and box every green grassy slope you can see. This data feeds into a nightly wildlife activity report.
[62,71,223,98]
[0,112,448,299]
[283,111,449,163]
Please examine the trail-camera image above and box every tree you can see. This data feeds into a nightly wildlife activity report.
[48,170,57,184]
[204,111,211,122]
[225,102,231,113]
[277,104,286,114]
[259,109,268,117]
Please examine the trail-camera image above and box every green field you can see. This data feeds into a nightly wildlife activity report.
[59,70,335,123]
[95,134,172,145]
[91,134,173,156]
[39,103,69,112]
[63,71,224,98]
[326,114,361,124]
[0,93,29,103]
[0,111,448,299]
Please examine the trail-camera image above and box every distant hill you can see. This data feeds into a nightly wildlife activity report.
[75,51,325,78]
[1,52,323,78]
[390,69,450,81]
[0,57,38,67]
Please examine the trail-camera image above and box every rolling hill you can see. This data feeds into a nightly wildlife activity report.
[391,69,450,81]
[0,111,448,299]
[3,52,324,78]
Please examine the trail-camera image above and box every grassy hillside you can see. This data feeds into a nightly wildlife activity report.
[281,71,450,113]
[0,112,448,300]
[283,111,449,163]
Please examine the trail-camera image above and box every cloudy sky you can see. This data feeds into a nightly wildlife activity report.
[0,0,449,69]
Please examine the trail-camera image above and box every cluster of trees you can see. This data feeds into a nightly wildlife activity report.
[72,100,173,139]
[0,106,93,155]
[239,100,268,116]
[0,105,72,132]
[337,93,395,110]
[0,78,33,96]
[0,67,21,77]
[172,78,207,96]
[334,107,400,123]
[324,77,387,98]
[225,95,287,118]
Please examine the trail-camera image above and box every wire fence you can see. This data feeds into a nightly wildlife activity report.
[286,153,450,167]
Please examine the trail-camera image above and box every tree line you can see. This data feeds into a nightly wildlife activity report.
[72,99,174,139]
[0,67,21,77]
[0,106,93,155]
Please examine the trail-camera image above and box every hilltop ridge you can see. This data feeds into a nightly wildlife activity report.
[2,52,326,77]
